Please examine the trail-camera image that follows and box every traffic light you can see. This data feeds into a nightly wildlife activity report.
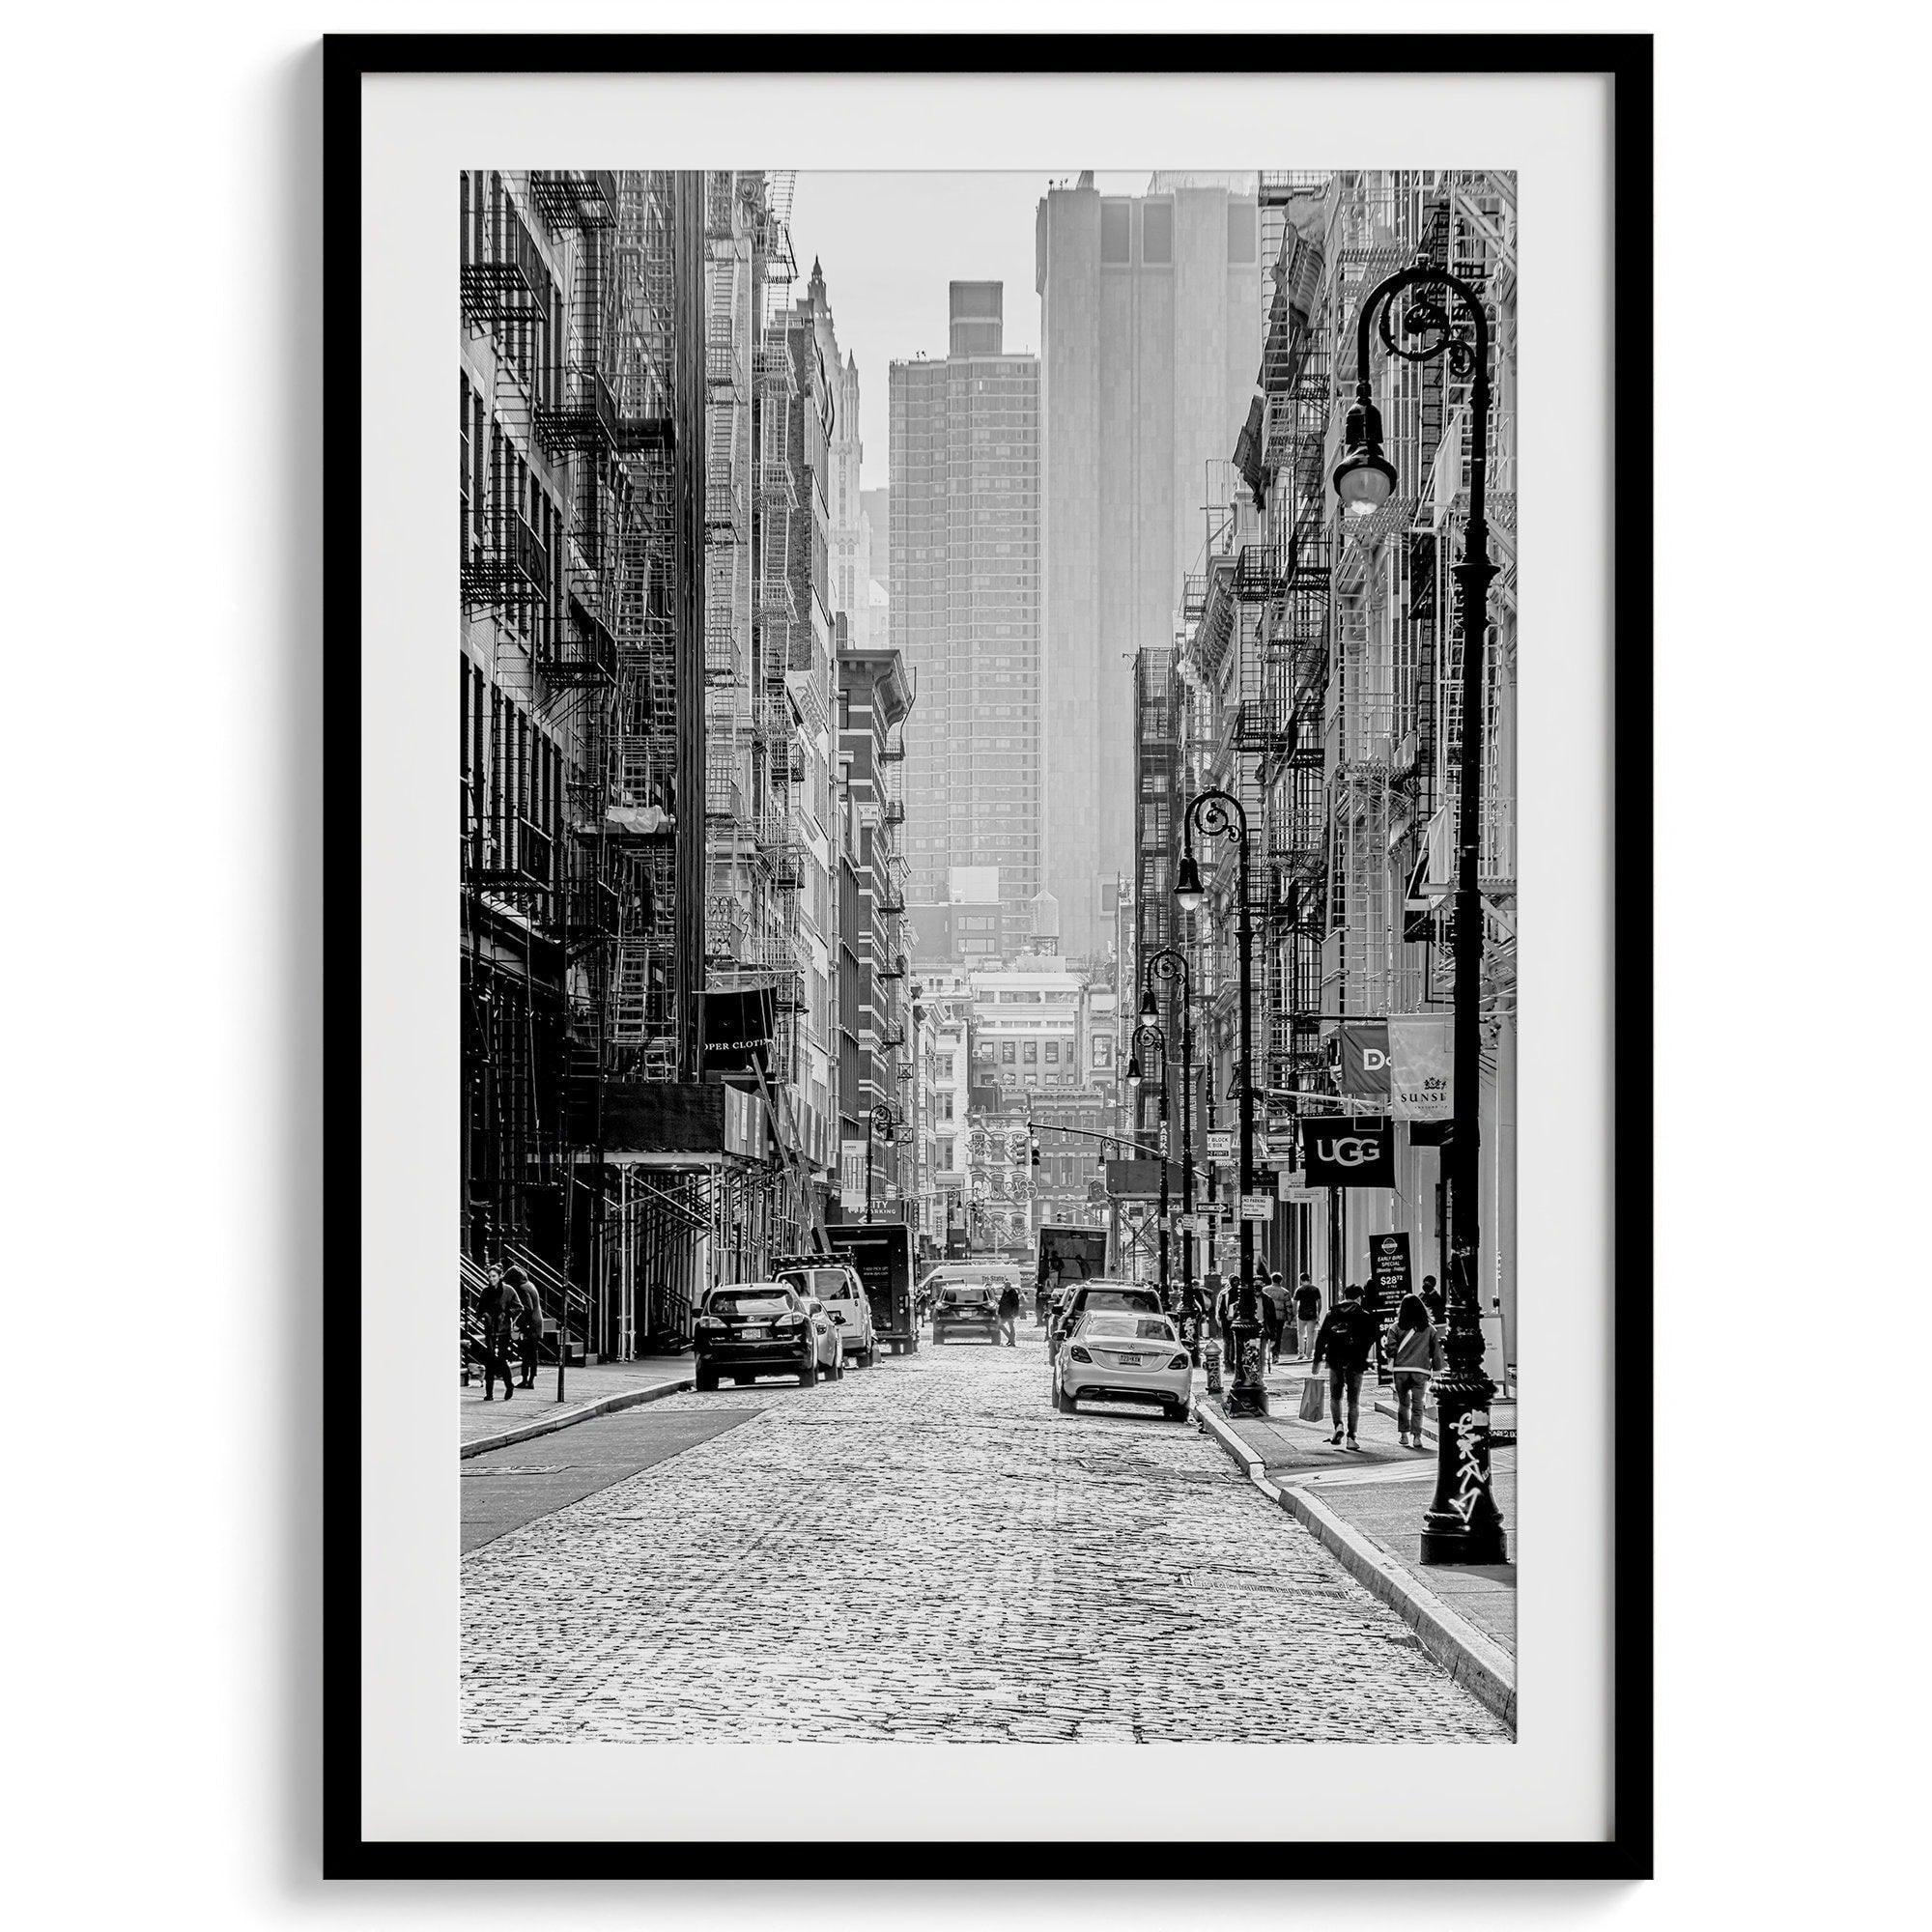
[1030,1139,1041,1168]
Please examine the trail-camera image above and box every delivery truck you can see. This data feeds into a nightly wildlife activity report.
[823,1221,919,1355]
[1035,1225,1109,1323]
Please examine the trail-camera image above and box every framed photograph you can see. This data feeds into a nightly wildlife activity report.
[329,33,1651,1876]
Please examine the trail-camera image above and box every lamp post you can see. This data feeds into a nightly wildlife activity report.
[1141,949,1194,1322]
[1176,789,1265,1418]
[1331,253,1506,1565]
[1125,1021,1168,1298]
[864,1101,898,1227]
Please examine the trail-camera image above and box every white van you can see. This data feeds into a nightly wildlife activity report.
[776,1257,877,1367]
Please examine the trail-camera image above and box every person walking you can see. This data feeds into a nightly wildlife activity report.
[1388,1291,1445,1449]
[1419,1273,1446,1323]
[1293,1273,1322,1359]
[1211,1273,1237,1369]
[1309,1282,1382,1450]
[1262,1271,1290,1370]
[506,1264,543,1389]
[474,1265,520,1404]
[997,1280,1020,1348]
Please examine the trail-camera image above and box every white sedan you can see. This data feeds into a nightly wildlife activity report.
[1053,1310,1193,1421]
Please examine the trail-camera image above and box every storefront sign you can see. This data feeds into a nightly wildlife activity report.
[1370,1230,1412,1305]
[1300,1114,1396,1189]
[699,985,777,1077]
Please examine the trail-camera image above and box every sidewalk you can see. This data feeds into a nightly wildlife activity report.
[1198,1348,1518,1728]
[460,1353,695,1457]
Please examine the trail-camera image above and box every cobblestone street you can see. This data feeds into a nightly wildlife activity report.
[461,1325,1509,1743]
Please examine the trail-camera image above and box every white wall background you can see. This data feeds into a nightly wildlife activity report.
[5,0,1924,1918]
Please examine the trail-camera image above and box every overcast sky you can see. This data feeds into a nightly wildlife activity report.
[787,172,1150,494]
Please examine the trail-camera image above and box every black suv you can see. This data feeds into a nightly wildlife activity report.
[931,1283,1002,1346]
[694,1282,839,1389]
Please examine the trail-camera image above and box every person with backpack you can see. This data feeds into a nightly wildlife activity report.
[1293,1274,1322,1358]
[997,1280,1020,1348]
[1388,1291,1445,1449]
[1309,1282,1383,1449]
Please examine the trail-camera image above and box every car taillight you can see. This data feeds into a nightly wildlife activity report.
[776,1313,806,1331]
[1068,1345,1093,1363]
[695,1317,723,1332]
[1168,1353,1189,1370]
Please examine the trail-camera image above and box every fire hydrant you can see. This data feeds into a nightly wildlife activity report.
[1204,1336,1223,1397]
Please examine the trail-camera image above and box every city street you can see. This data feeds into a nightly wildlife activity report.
[462,1323,1507,1743]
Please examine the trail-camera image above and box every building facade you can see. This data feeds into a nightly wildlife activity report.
[889,284,1042,950]
[1037,174,1263,961]
[1146,170,1518,1372]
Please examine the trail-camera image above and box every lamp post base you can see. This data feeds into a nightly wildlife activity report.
[1222,1321,1270,1418]
[1418,1381,1508,1567]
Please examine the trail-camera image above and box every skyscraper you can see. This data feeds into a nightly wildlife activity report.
[1037,174,1263,958]
[889,283,1042,955]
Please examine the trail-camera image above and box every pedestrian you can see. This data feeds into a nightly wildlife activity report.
[1309,1282,1382,1450]
[1388,1291,1444,1449]
[1293,1273,1322,1358]
[1262,1270,1291,1369]
[997,1280,1020,1348]
[505,1264,542,1389]
[1210,1273,1237,1367]
[474,1265,520,1404]
[1420,1273,1446,1323]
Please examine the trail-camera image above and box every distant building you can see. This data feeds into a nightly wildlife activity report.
[890,283,1042,953]
[1036,175,1263,958]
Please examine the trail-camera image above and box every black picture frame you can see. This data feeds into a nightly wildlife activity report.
[325,32,1653,1880]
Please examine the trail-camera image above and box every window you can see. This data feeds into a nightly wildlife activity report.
[1045,1041,1060,1064]
[1228,201,1257,264]
[1000,1042,1015,1065]
[1101,200,1131,264]
[1142,200,1174,265]
[1023,1042,1037,1065]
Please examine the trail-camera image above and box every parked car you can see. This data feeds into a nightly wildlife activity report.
[931,1282,1003,1346]
[1048,1279,1166,1355]
[1054,1309,1192,1420]
[774,1256,877,1366]
[694,1282,843,1389]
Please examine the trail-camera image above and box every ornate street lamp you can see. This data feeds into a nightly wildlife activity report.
[864,1101,898,1227]
[1332,253,1506,1566]
[1128,1020,1168,1297]
[1142,947,1194,1321]
[1179,788,1265,1417]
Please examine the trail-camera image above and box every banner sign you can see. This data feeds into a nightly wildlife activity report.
[1300,1114,1396,1189]
[1388,1016,1453,1121]
[1370,1230,1413,1306]
[699,985,777,1078]
[1337,1020,1391,1101]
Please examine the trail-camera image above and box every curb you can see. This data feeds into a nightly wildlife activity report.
[1368,1398,1518,1448]
[460,1373,695,1460]
[1197,1403,1517,1731]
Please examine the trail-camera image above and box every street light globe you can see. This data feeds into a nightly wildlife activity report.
[1126,1056,1143,1089]
[1138,985,1159,1020]
[1175,852,1206,916]
[1334,451,1397,517]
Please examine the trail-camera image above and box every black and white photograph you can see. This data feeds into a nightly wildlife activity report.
[455,163,1524,1749]
[28,3,1932,1915]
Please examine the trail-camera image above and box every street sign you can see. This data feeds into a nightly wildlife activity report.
[1206,1129,1233,1159]
[1240,1194,1273,1221]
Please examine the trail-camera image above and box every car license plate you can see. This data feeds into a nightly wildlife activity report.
[740,1325,769,1340]
[1118,1353,1144,1366]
